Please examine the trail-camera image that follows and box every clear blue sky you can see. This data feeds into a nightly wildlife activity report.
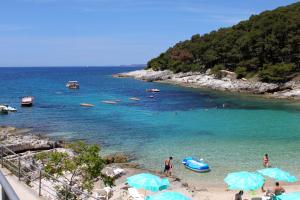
[0,0,298,67]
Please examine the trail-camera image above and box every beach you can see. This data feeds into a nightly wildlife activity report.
[1,126,300,200]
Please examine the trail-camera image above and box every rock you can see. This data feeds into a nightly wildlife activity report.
[104,153,130,164]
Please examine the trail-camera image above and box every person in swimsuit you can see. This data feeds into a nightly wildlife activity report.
[164,157,173,176]
[234,190,243,200]
[263,153,269,168]
[274,182,285,196]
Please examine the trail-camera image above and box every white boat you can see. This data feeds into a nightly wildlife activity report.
[0,105,8,114]
[21,96,34,107]
[102,100,117,104]
[129,97,140,101]
[66,81,80,89]
[3,104,17,112]
[146,88,160,92]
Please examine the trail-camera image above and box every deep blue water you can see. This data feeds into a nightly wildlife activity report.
[1,67,300,185]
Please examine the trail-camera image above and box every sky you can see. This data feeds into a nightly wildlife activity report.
[0,0,298,67]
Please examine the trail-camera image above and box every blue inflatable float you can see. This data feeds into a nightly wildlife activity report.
[182,157,210,173]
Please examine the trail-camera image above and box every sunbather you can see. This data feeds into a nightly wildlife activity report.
[274,182,285,196]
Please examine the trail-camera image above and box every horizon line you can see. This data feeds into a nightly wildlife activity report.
[0,64,146,68]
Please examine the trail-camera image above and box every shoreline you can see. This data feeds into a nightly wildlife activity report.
[114,69,300,100]
[1,126,300,199]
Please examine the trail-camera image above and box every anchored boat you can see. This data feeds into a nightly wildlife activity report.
[1,104,17,112]
[66,81,80,89]
[146,88,160,92]
[0,105,8,114]
[21,96,34,107]
[182,157,210,173]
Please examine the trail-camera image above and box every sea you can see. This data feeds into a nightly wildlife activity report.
[1,67,300,186]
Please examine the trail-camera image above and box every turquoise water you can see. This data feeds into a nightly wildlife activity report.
[1,67,300,186]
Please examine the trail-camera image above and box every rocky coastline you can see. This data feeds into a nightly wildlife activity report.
[0,126,200,199]
[114,69,300,99]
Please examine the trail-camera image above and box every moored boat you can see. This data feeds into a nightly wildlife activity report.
[182,157,210,173]
[129,97,140,101]
[66,81,80,89]
[0,105,9,114]
[146,88,160,92]
[21,96,34,107]
[2,104,17,112]
[80,103,95,107]
[102,100,117,104]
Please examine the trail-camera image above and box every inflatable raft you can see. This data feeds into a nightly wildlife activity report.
[182,157,210,173]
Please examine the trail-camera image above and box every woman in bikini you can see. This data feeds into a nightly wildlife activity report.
[263,154,269,168]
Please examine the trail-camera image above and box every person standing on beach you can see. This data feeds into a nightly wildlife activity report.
[234,191,243,200]
[263,154,270,168]
[164,157,173,176]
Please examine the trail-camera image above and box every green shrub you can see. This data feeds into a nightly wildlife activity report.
[235,66,248,79]
[211,64,225,79]
[259,63,296,83]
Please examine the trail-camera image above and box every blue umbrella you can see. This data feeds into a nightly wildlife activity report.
[276,192,300,200]
[224,171,265,191]
[257,168,297,183]
[127,173,169,192]
[146,192,191,200]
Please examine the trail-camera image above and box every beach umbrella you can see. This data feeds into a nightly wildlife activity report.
[276,192,300,200]
[257,168,297,183]
[224,171,265,191]
[146,192,191,200]
[127,173,169,192]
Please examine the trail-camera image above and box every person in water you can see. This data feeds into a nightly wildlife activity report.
[274,182,285,196]
[263,153,270,168]
[164,157,173,176]
[234,190,243,200]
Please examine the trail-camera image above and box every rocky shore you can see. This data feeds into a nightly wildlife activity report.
[114,69,300,99]
[0,126,198,199]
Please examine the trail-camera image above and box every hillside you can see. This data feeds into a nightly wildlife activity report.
[147,2,300,83]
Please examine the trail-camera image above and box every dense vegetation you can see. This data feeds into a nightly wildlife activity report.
[147,2,300,83]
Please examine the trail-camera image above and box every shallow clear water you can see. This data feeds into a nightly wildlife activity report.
[1,67,300,186]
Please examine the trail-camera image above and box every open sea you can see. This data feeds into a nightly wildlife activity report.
[1,67,300,186]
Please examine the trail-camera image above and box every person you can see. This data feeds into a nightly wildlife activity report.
[263,153,270,168]
[274,182,285,196]
[164,157,173,176]
[234,190,243,200]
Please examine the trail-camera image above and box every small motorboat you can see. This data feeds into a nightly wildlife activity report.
[66,81,80,89]
[182,157,210,173]
[129,97,140,101]
[148,95,154,98]
[0,105,8,114]
[146,88,160,92]
[3,104,17,112]
[80,103,95,107]
[21,96,34,107]
[102,100,117,104]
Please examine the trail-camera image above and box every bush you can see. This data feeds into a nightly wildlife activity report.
[259,63,296,83]
[235,66,248,79]
[211,64,225,79]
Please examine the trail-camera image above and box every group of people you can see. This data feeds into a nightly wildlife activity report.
[235,153,286,200]
[235,182,285,200]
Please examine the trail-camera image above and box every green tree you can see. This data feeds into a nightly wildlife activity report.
[146,2,300,83]
[35,141,113,200]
